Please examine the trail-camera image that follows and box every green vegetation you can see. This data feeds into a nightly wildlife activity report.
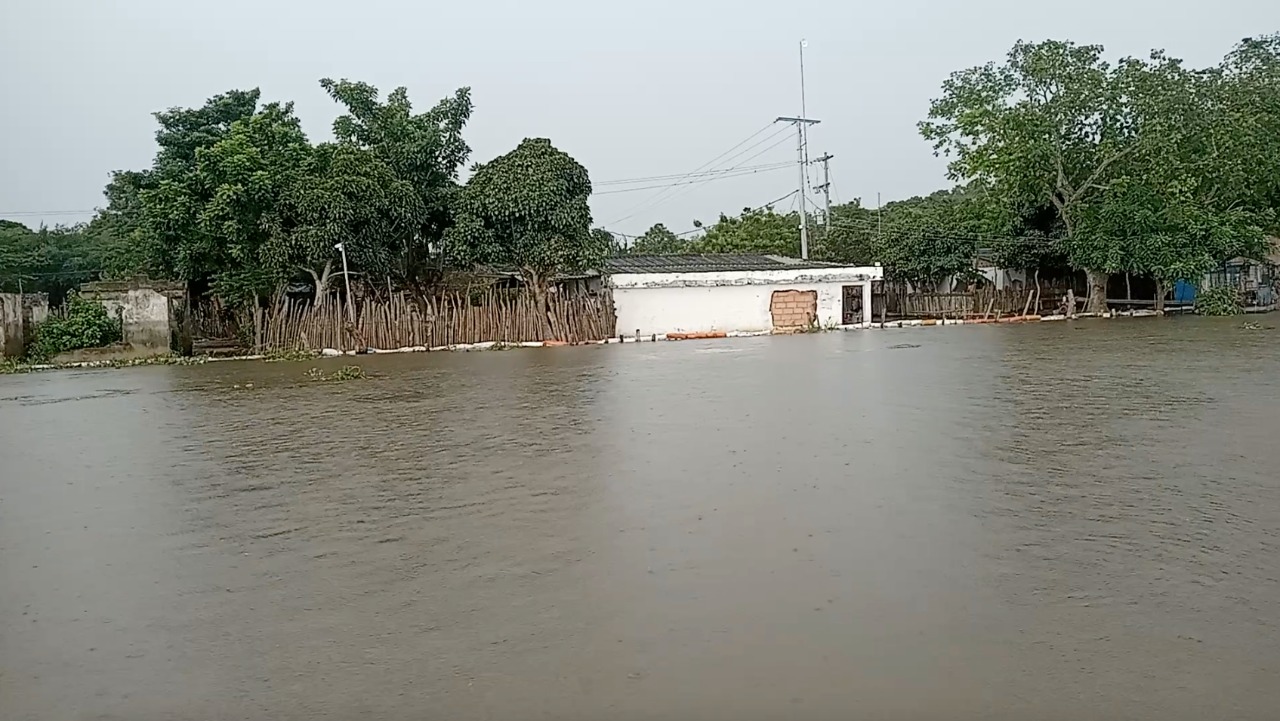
[305,365,367,381]
[1196,287,1244,316]
[444,138,604,334]
[3,78,592,315]
[0,353,214,374]
[26,295,121,362]
[264,347,321,363]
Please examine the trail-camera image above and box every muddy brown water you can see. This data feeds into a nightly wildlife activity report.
[2,317,1279,720]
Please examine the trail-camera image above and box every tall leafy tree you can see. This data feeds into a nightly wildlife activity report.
[320,78,472,294]
[921,37,1280,309]
[108,89,264,285]
[445,138,603,334]
[194,102,312,305]
[920,40,1134,310]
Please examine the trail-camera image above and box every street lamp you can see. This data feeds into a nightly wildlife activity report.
[335,242,355,324]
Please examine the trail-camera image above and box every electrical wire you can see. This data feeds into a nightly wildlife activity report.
[593,163,792,195]
[603,122,796,227]
[0,210,96,217]
[594,162,790,187]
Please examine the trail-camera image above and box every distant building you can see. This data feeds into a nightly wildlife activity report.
[605,254,884,336]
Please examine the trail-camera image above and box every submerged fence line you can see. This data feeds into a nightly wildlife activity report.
[883,285,1072,319]
[194,289,617,352]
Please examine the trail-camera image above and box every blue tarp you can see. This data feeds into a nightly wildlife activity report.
[1174,280,1197,303]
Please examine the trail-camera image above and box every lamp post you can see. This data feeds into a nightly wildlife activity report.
[335,242,355,325]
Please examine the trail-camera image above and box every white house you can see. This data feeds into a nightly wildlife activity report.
[606,254,884,336]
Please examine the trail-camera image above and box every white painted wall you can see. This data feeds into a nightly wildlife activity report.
[610,266,882,336]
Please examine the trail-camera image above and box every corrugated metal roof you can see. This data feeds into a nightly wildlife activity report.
[604,254,843,274]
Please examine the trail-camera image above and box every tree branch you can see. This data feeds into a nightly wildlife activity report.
[1070,145,1134,204]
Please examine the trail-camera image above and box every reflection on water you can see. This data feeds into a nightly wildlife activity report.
[2,317,1278,720]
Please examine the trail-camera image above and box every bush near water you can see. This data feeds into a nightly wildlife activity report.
[27,295,121,361]
[1195,286,1244,316]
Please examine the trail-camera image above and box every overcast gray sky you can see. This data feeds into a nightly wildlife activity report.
[2,0,1277,237]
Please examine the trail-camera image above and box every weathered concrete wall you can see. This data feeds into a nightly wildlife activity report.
[0,293,23,358]
[21,293,49,348]
[80,282,183,354]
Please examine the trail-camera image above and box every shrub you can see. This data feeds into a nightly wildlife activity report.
[28,295,122,361]
[1195,286,1243,316]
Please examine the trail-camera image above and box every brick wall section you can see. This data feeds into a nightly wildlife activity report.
[769,290,818,331]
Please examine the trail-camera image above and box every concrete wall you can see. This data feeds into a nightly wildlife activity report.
[80,283,180,354]
[610,266,882,336]
[0,293,22,358]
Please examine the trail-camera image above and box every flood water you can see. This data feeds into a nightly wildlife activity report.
[2,317,1279,720]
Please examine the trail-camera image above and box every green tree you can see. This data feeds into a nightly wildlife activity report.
[106,89,265,284]
[921,37,1280,310]
[690,207,801,256]
[445,138,604,335]
[195,102,313,305]
[320,78,472,295]
[920,40,1135,310]
[818,200,878,265]
[629,223,687,254]
[592,228,626,256]
[270,142,423,302]
[0,221,107,300]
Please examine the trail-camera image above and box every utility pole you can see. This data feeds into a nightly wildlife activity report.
[799,40,811,173]
[814,153,834,228]
[777,116,820,258]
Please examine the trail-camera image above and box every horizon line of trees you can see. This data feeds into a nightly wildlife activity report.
[4,33,1279,316]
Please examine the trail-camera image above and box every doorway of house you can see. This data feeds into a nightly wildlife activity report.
[770,290,818,331]
[841,285,863,325]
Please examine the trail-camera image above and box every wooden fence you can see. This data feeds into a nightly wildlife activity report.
[882,286,1064,319]
[218,289,617,352]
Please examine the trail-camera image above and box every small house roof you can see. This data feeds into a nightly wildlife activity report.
[604,254,843,275]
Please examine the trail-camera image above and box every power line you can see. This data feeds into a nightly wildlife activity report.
[603,122,795,227]
[607,132,801,233]
[594,162,790,187]
[593,163,792,195]
[0,210,96,217]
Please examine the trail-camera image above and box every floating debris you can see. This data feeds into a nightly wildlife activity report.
[304,365,368,382]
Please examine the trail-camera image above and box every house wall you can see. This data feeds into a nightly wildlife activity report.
[610,266,882,335]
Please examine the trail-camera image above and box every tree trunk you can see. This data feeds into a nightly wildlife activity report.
[1154,279,1166,313]
[526,269,555,340]
[1085,269,1109,314]
[304,260,334,306]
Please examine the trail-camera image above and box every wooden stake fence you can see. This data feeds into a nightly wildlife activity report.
[246,289,615,352]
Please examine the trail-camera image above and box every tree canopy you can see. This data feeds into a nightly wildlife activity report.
[444,138,604,289]
[917,36,1279,308]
